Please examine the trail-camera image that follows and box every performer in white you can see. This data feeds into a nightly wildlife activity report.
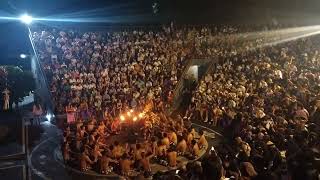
[2,88,10,110]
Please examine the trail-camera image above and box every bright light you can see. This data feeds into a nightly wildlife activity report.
[20,14,33,24]
[45,114,52,121]
[130,109,134,113]
[133,117,137,122]
[138,113,144,118]
[127,112,131,117]
[20,54,27,59]
[120,115,125,121]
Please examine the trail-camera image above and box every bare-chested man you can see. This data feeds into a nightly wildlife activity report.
[100,151,117,174]
[156,141,167,158]
[63,142,70,163]
[191,139,200,158]
[97,121,106,136]
[120,153,134,176]
[198,130,208,148]
[139,152,154,173]
[75,134,82,151]
[177,135,187,155]
[134,143,145,161]
[92,144,103,162]
[150,137,158,154]
[89,131,98,146]
[168,129,178,145]
[167,147,177,167]
[112,141,123,159]
[187,129,194,146]
[161,133,170,148]
[80,148,94,171]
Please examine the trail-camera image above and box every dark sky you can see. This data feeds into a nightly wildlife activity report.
[1,0,320,66]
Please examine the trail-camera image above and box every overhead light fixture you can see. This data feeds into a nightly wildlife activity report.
[20,54,27,59]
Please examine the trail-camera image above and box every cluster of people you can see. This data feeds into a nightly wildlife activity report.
[31,25,219,119]
[183,31,320,179]
[32,24,271,120]
[33,24,320,179]
[62,107,208,177]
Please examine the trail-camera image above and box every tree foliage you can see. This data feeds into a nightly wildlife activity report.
[0,66,7,82]
[0,65,35,108]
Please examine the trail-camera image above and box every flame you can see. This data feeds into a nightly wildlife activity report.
[120,115,125,121]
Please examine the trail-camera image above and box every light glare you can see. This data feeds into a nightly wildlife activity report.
[133,117,137,121]
[138,113,144,118]
[20,14,33,24]
[46,114,52,121]
[20,54,27,59]
[120,115,125,121]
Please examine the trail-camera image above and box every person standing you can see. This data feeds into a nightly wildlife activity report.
[2,88,10,110]
[32,102,43,125]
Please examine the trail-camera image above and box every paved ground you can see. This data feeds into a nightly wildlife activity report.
[0,110,26,180]
[29,123,71,180]
[0,111,24,157]
[0,163,26,180]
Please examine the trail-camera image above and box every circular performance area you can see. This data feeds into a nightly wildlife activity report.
[60,104,214,178]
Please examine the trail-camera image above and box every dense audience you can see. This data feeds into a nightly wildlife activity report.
[33,24,320,179]
[32,25,219,119]
[185,32,320,179]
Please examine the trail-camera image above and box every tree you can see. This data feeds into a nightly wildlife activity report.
[0,65,35,109]
[0,66,7,83]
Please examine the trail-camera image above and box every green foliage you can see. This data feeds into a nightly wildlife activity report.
[0,65,35,107]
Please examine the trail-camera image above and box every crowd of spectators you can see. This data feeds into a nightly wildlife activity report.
[185,30,320,179]
[33,24,320,179]
[32,25,220,119]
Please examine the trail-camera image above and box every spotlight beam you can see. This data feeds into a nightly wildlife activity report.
[263,30,320,47]
[0,16,20,21]
[212,25,320,53]
[53,2,135,17]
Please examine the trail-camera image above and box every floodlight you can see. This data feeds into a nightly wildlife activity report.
[20,14,33,24]
[20,54,27,59]
[120,115,125,121]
